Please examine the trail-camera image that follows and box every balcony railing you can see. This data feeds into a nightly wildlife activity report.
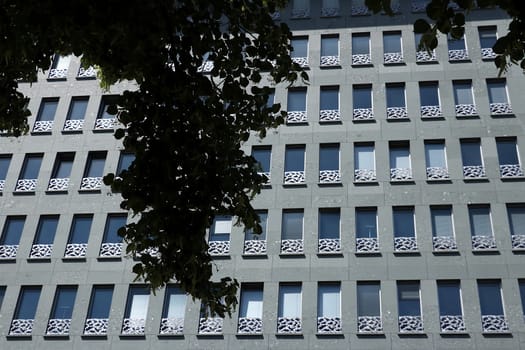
[291,8,309,19]
[356,237,379,253]
[159,317,184,335]
[122,318,145,335]
[77,66,97,79]
[353,108,374,120]
[320,55,340,67]
[391,168,413,181]
[64,243,88,258]
[48,68,68,79]
[243,239,267,255]
[481,315,509,333]
[47,178,70,191]
[455,103,478,117]
[198,317,223,335]
[489,102,513,115]
[358,316,383,334]
[351,5,370,16]
[319,109,341,122]
[448,49,469,61]
[500,164,524,178]
[15,179,37,192]
[197,61,214,73]
[440,315,466,333]
[352,54,372,65]
[511,235,525,250]
[0,244,19,259]
[432,236,457,251]
[33,120,54,133]
[398,315,424,333]
[354,169,376,182]
[416,50,437,62]
[238,317,263,334]
[394,236,418,252]
[208,240,230,256]
[83,318,109,335]
[291,56,308,67]
[99,242,123,257]
[29,244,53,259]
[481,47,496,59]
[63,119,84,132]
[426,167,449,180]
[9,319,34,336]
[0,179,4,191]
[412,1,428,13]
[94,117,117,130]
[286,111,307,123]
[80,176,102,190]
[284,171,305,185]
[258,171,271,185]
[420,105,441,118]
[46,318,71,336]
[384,52,404,64]
[277,317,302,334]
[318,238,341,254]
[317,316,341,334]
[321,7,339,17]
[280,239,304,254]
[463,165,486,179]
[319,170,341,184]
[386,106,408,119]
[471,235,497,251]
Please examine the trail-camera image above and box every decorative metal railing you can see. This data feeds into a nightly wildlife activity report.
[208,240,230,256]
[463,165,485,179]
[426,167,449,180]
[94,118,117,130]
[46,318,71,335]
[318,238,341,254]
[77,66,97,78]
[83,318,109,335]
[481,315,509,333]
[500,164,524,178]
[33,120,54,133]
[440,315,466,333]
[384,52,404,64]
[284,171,305,184]
[432,236,457,251]
[354,169,376,182]
[159,317,184,335]
[291,8,309,18]
[394,237,418,252]
[356,237,379,253]
[280,239,304,254]
[277,317,302,334]
[481,48,496,59]
[398,315,424,333]
[511,235,525,250]
[351,5,369,16]
[121,318,145,335]
[420,105,441,118]
[286,111,307,123]
[243,239,267,255]
[448,49,469,61]
[319,170,341,184]
[198,317,223,334]
[416,50,437,62]
[99,242,123,257]
[387,106,408,119]
[9,319,34,336]
[291,57,309,67]
[489,102,513,115]
[237,317,263,334]
[63,119,84,131]
[15,179,37,192]
[358,316,383,333]
[353,108,374,120]
[48,68,68,79]
[320,55,340,67]
[317,317,341,334]
[29,244,53,258]
[47,178,70,191]
[319,109,341,122]
[321,7,339,17]
[80,176,102,190]
[352,54,372,65]
[0,244,19,259]
[471,235,497,250]
[455,103,478,116]
[64,243,88,258]
[390,168,412,181]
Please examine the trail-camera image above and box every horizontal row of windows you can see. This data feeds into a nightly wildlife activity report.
[251,137,524,186]
[2,278,524,337]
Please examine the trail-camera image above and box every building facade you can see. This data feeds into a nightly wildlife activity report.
[1,1,525,349]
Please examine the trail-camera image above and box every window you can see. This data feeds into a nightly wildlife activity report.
[320,35,340,66]
[319,86,340,122]
[437,281,465,333]
[291,0,310,18]
[290,37,308,66]
[321,0,339,17]
[95,95,118,130]
[318,208,340,253]
[496,138,523,178]
[48,153,74,191]
[198,302,224,335]
[99,214,126,258]
[46,286,77,336]
[425,141,449,180]
[479,26,497,59]
[448,34,469,61]
[122,285,150,335]
[353,85,373,120]
[317,282,341,333]
[64,96,89,131]
[469,205,496,251]
[84,285,114,335]
[33,98,58,132]
[351,0,369,16]
[453,80,477,116]
[397,281,423,333]
[0,216,25,260]
[286,88,307,123]
[419,81,441,117]
[386,83,407,119]
[65,214,93,258]
[281,210,304,254]
[160,285,187,335]
[238,284,264,334]
[352,33,371,64]
[48,55,71,79]
[357,281,382,333]
[0,286,5,311]
[29,215,59,259]
[277,283,302,334]
[244,210,268,255]
[393,207,417,252]
[354,143,376,182]
[284,145,305,184]
[16,154,43,192]
[116,152,135,176]
[477,280,509,333]
[252,146,271,183]
[208,215,232,256]
[431,206,456,251]
[389,142,412,181]
[414,33,437,62]
[80,151,106,190]
[507,204,525,250]
[319,144,340,183]
[487,79,512,114]
[355,208,379,253]
[460,139,485,178]
[9,286,42,336]
[0,155,12,191]
[519,280,525,319]
[383,31,403,64]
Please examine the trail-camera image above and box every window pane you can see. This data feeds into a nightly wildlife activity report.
[478,280,504,315]
[519,280,525,317]
[469,206,492,236]
[397,282,421,316]
[34,216,59,244]
[318,283,340,317]
[479,27,497,48]
[252,147,271,173]
[210,216,231,241]
[98,96,118,119]
[487,80,508,104]
[393,207,415,237]
[288,89,306,111]
[353,86,372,108]
[117,153,134,175]
[291,37,308,57]
[37,99,59,121]
[425,143,446,167]
[352,34,369,54]
[88,286,114,318]
[419,82,439,106]
[103,215,126,243]
[0,217,25,245]
[460,140,482,166]
[507,205,525,235]
[448,36,466,50]
[282,210,303,240]
[390,146,410,168]
[321,36,338,56]
[15,286,42,319]
[0,286,5,311]
[319,144,339,171]
[437,281,462,315]
[320,87,339,110]
[453,82,473,104]
[240,285,263,318]
[355,145,375,170]
[85,153,106,177]
[68,215,93,244]
[163,285,186,318]
[0,156,11,180]
[383,32,401,53]
[431,207,453,237]
[319,209,340,239]
[125,286,150,319]
[245,210,268,241]
[21,155,43,179]
[67,97,89,120]
[357,282,380,316]
[278,284,301,318]
[386,84,405,108]
[497,140,519,165]
[285,146,305,172]
[51,286,77,319]
[356,208,377,238]
[53,154,74,178]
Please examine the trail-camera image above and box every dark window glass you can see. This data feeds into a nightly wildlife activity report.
[460,140,482,166]
[431,206,453,237]
[239,284,264,318]
[102,215,126,243]
[52,153,74,178]
[469,205,492,236]
[352,33,370,54]
[0,155,12,180]
[124,285,150,318]
[437,281,462,316]
[519,280,525,317]
[287,89,306,111]
[419,82,440,106]
[397,281,421,316]
[319,208,340,239]
[285,146,305,172]
[496,139,520,165]
[320,86,339,110]
[448,36,466,51]
[321,35,339,56]
[37,98,59,121]
[14,286,42,319]
[87,286,114,318]
[386,84,405,108]
[487,79,508,104]
[0,216,25,245]
[67,97,89,120]
[356,208,377,238]
[507,205,525,236]
[282,210,303,240]
[34,216,59,245]
[478,26,497,49]
[393,207,415,237]
[357,282,380,316]
[252,147,271,173]
[68,215,93,244]
[319,144,339,171]
[453,81,474,105]
[383,32,401,53]
[478,280,504,315]
[84,152,107,177]
[50,286,77,319]
[209,216,232,241]
[20,154,43,179]
[0,286,5,311]
[245,210,268,241]
[353,85,372,109]
[98,96,119,119]
[117,153,134,175]
[291,37,308,57]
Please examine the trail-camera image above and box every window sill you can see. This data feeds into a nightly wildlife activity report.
[390,179,415,184]
[315,332,344,337]
[500,176,525,182]
[317,251,343,257]
[45,190,68,195]
[463,177,488,182]
[62,256,87,262]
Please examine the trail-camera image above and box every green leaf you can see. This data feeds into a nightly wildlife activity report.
[414,19,431,33]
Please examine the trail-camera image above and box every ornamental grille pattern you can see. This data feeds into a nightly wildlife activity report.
[390,168,413,181]
[277,317,302,334]
[448,49,469,61]
[198,317,223,334]
[440,315,466,333]
[270,11,281,20]
[197,61,214,73]
[47,178,70,191]
[500,164,524,178]
[63,119,84,131]
[511,235,525,250]
[159,318,184,335]
[0,244,18,259]
[319,109,341,122]
[398,316,424,333]
[80,176,102,190]
[463,165,486,179]
[352,54,372,65]
[420,105,442,118]
[77,66,97,78]
[353,108,374,120]
[455,104,478,116]
[291,8,309,18]
[356,237,379,253]
[386,106,408,119]
[351,5,369,16]
[33,120,54,132]
[9,319,34,336]
[321,7,339,17]
[286,111,307,123]
[482,315,509,333]
[46,319,71,335]
[258,172,271,184]
[208,240,230,256]
[94,118,117,130]
[291,57,309,67]
[122,318,145,335]
[48,68,68,79]
[384,52,404,64]
[416,50,437,62]
[433,236,457,251]
[358,316,383,333]
[319,170,341,183]
[280,239,304,254]
[83,318,109,335]
[490,102,513,115]
[99,242,123,257]
[426,167,450,180]
[29,244,53,258]
[243,239,267,255]
[412,1,428,13]
[0,179,4,191]
[472,235,497,250]
[237,317,263,334]
[481,48,497,59]
[317,317,341,334]
[64,243,88,258]
[354,169,376,182]
[394,237,418,252]
[320,55,340,67]
[318,238,341,253]
[284,171,305,184]
[15,179,37,192]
